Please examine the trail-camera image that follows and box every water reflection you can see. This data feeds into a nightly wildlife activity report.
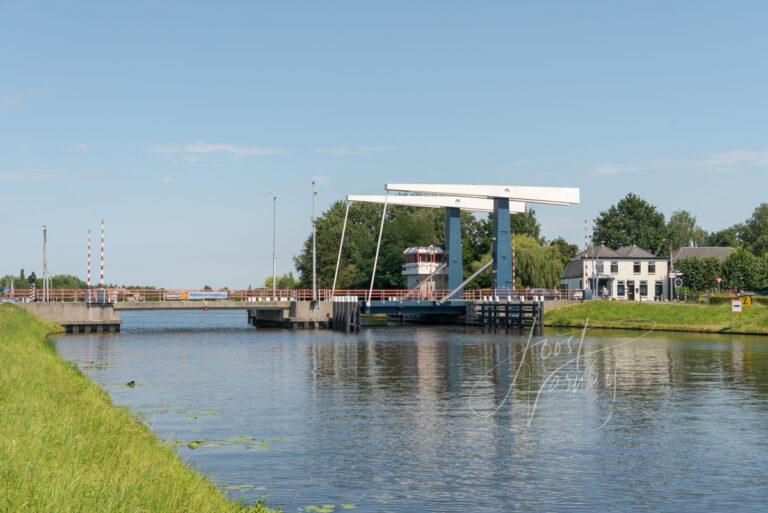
[55,311,768,513]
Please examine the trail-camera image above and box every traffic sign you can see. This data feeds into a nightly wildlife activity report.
[740,296,752,308]
[731,299,742,313]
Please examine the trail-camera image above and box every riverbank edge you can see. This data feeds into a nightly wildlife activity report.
[543,301,768,336]
[0,303,275,513]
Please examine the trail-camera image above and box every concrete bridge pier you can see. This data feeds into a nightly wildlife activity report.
[248,300,333,329]
[18,303,121,333]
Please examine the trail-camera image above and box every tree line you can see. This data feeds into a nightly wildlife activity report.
[591,194,768,293]
[285,194,768,292]
[592,193,768,256]
[675,251,768,293]
[1,270,155,291]
[288,200,576,290]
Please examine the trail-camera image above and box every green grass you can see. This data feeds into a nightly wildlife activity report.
[544,300,768,334]
[0,304,277,513]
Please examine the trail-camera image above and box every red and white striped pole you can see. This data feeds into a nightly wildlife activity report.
[100,220,105,288]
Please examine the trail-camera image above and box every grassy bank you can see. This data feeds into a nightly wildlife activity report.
[544,300,768,335]
[0,304,274,513]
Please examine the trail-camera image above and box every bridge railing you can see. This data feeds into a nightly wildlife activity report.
[2,287,578,303]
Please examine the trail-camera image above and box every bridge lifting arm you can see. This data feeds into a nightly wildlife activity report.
[331,200,351,297]
[346,194,525,213]
[438,258,494,305]
[367,191,389,306]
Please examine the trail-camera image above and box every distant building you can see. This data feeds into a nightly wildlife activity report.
[671,246,734,262]
[402,246,447,291]
[560,245,669,301]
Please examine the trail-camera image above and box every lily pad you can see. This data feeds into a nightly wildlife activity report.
[227,435,255,444]
[303,506,335,513]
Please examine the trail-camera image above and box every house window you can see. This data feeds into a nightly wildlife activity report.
[633,261,641,274]
[617,281,625,296]
[655,281,663,299]
[640,281,648,297]
[611,261,618,273]
[648,261,656,274]
[596,262,604,274]
[578,280,582,289]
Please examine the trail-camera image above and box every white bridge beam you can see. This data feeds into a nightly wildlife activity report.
[385,184,580,206]
[347,194,526,213]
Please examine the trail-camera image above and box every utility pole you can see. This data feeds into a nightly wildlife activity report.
[312,181,318,302]
[272,194,277,298]
[42,225,49,302]
[100,220,105,288]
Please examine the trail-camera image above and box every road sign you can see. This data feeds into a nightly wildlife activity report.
[188,291,227,300]
[740,296,752,308]
[716,277,723,284]
[674,278,683,288]
[731,299,742,313]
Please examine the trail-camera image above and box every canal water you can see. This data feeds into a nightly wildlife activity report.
[55,311,768,513]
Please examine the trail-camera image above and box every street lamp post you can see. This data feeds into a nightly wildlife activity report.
[42,225,49,302]
[311,181,318,302]
[271,194,277,298]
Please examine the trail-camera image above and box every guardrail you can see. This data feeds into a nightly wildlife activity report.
[1,287,580,303]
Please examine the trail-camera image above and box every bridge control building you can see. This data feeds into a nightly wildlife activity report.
[401,246,447,292]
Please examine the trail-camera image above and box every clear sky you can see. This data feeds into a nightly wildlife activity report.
[2,1,767,287]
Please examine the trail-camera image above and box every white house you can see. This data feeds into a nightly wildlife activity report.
[401,246,447,291]
[560,245,669,301]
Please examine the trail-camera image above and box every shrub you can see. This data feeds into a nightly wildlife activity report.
[708,295,737,305]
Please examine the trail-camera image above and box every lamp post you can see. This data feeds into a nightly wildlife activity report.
[311,181,318,302]
[42,225,49,302]
[271,194,277,298]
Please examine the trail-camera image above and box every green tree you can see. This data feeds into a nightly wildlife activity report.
[514,234,565,288]
[592,193,667,254]
[49,275,87,289]
[264,272,300,289]
[666,210,708,250]
[722,249,761,291]
[2,273,87,290]
[707,225,742,247]
[674,257,722,292]
[548,237,579,267]
[294,201,446,289]
[740,203,768,256]
[510,209,541,240]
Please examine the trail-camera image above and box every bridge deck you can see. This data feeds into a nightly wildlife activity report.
[114,300,290,311]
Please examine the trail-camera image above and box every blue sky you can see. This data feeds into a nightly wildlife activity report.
[2,1,767,287]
